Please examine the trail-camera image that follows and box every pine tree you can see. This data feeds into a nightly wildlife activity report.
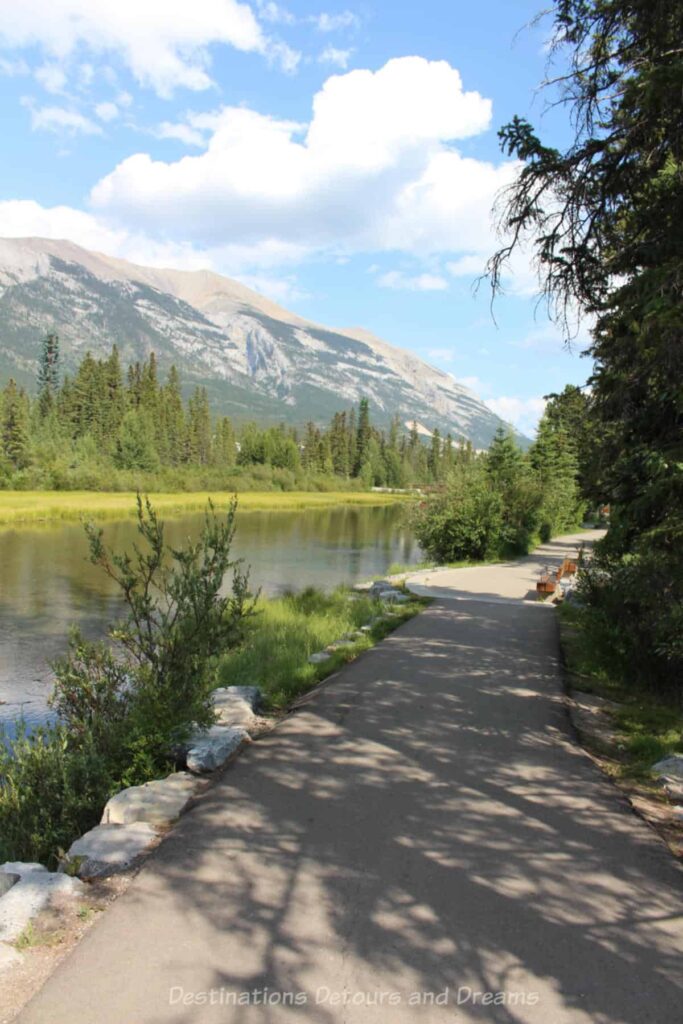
[1,379,30,469]
[354,398,371,476]
[37,332,60,417]
[163,366,186,465]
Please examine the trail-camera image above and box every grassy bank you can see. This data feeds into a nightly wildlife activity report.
[559,603,683,781]
[218,585,427,710]
[0,582,426,865]
[0,489,408,526]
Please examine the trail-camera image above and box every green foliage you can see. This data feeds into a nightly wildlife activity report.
[559,603,683,780]
[0,722,117,867]
[409,413,584,563]
[37,332,60,417]
[217,585,424,710]
[0,497,252,865]
[1,379,30,470]
[489,0,683,698]
[409,462,504,562]
[1,344,483,492]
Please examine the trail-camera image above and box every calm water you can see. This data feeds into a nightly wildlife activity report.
[0,503,420,730]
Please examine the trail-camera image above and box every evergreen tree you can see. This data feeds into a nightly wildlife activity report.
[37,332,60,417]
[354,398,371,475]
[1,379,30,469]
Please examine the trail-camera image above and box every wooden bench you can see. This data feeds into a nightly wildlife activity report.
[536,574,557,594]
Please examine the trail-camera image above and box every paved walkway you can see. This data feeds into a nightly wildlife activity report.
[18,532,682,1024]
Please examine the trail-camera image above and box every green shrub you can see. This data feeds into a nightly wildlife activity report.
[0,723,116,867]
[0,496,253,865]
[408,464,505,562]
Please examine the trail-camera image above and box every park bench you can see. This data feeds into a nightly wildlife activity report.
[536,554,579,595]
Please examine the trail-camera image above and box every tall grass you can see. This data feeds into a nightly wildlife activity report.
[0,490,407,526]
[218,586,425,709]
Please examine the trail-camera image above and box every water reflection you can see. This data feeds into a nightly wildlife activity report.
[0,504,420,730]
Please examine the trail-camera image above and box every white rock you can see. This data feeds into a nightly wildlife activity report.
[186,725,249,773]
[308,651,331,664]
[65,822,159,879]
[0,942,23,973]
[219,685,261,709]
[101,772,200,826]
[0,863,84,942]
[212,688,259,730]
[0,873,20,898]
[652,755,683,781]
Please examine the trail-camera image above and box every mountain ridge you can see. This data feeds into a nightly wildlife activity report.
[0,237,526,447]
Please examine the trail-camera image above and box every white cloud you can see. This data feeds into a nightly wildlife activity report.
[313,11,359,32]
[0,56,30,76]
[87,57,499,265]
[34,63,67,93]
[156,121,207,148]
[0,0,281,97]
[0,198,309,274]
[485,395,547,435]
[264,39,301,74]
[22,99,103,135]
[95,101,119,122]
[256,1,295,24]
[379,271,448,292]
[317,46,352,69]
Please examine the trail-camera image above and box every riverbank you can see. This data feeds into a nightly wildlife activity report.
[9,532,683,1024]
[0,489,408,526]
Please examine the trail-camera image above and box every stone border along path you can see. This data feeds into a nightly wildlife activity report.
[0,603,407,974]
[10,531,683,1022]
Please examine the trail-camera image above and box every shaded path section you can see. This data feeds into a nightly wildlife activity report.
[18,536,683,1024]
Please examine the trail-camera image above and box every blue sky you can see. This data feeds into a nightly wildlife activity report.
[0,0,591,435]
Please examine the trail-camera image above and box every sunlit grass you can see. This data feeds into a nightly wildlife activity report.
[218,585,427,709]
[0,489,408,526]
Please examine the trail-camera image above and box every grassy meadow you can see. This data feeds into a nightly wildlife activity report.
[0,489,408,526]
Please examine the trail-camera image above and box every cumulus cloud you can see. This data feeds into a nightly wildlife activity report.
[379,270,448,292]
[0,0,288,97]
[0,198,309,274]
[485,395,547,435]
[1,58,524,289]
[86,57,502,265]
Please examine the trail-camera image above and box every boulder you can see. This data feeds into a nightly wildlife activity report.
[308,651,331,664]
[186,725,249,773]
[0,873,19,898]
[212,687,261,730]
[661,778,683,803]
[370,582,399,597]
[101,772,201,826]
[382,592,410,604]
[652,755,683,781]
[0,862,84,941]
[65,822,159,879]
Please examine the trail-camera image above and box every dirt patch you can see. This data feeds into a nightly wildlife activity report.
[0,871,135,1023]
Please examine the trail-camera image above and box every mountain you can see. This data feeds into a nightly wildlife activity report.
[0,237,525,447]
